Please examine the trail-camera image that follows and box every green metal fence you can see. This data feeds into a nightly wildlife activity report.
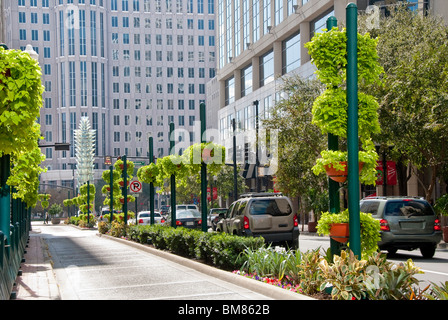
[0,201,30,300]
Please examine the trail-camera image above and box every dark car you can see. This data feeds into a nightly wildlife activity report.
[208,208,227,230]
[360,196,442,258]
[165,209,202,229]
[160,205,170,217]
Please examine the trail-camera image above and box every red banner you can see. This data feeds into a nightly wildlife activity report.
[375,161,397,185]
[207,187,218,200]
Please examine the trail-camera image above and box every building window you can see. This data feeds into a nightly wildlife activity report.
[259,50,274,87]
[311,8,334,38]
[241,64,253,97]
[225,76,235,106]
[282,32,300,74]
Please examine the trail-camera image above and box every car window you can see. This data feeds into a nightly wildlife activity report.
[238,201,248,215]
[226,203,235,218]
[177,210,201,218]
[230,202,240,218]
[360,201,380,216]
[249,199,292,216]
[139,213,150,218]
[187,205,197,209]
[384,200,434,217]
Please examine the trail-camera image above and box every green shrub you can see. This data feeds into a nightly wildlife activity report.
[125,225,264,270]
[98,221,110,234]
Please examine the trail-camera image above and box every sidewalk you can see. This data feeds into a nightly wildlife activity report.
[11,228,60,300]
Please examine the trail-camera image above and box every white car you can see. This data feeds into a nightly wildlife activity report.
[129,211,163,225]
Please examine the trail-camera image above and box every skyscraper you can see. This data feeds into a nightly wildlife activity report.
[2,0,216,191]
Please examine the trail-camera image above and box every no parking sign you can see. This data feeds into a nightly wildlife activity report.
[129,180,142,194]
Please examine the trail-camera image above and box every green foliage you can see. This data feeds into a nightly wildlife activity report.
[306,26,382,186]
[363,256,423,300]
[137,163,161,186]
[48,203,63,217]
[369,6,448,200]
[312,139,379,185]
[123,224,264,270]
[135,142,226,194]
[319,250,368,300]
[304,27,383,87]
[262,75,327,203]
[102,160,135,211]
[317,209,381,258]
[97,221,110,234]
[0,47,45,156]
[434,194,448,216]
[425,281,448,300]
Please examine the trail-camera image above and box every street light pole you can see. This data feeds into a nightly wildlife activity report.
[200,103,208,232]
[149,137,155,225]
[346,3,361,258]
[169,123,176,227]
[254,100,260,193]
[232,118,238,200]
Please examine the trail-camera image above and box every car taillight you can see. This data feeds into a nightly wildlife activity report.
[243,216,250,229]
[138,219,144,224]
[434,219,441,231]
[176,221,183,226]
[293,214,298,227]
[198,220,202,225]
[380,219,390,231]
[161,218,165,224]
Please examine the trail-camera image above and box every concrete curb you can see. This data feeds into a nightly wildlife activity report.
[97,233,315,300]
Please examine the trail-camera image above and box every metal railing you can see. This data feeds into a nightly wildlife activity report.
[0,201,31,300]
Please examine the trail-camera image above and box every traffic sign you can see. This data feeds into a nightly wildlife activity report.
[129,180,142,193]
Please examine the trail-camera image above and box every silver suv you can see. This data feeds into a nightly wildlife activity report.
[216,193,299,248]
[360,196,442,258]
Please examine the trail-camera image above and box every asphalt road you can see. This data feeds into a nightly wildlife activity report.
[37,224,307,301]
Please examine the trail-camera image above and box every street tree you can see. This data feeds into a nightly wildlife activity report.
[368,6,448,200]
[263,75,329,219]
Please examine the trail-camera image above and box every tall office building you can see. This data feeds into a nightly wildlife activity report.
[208,0,443,192]
[2,0,216,191]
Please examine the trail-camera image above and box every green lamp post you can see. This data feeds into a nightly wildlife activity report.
[346,2,361,258]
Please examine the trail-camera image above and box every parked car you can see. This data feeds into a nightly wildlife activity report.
[360,196,443,258]
[208,208,227,230]
[129,211,163,225]
[171,204,199,212]
[98,208,121,222]
[164,209,202,229]
[216,193,299,248]
[160,205,170,217]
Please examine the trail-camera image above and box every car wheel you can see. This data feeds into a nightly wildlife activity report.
[387,248,398,256]
[420,245,436,259]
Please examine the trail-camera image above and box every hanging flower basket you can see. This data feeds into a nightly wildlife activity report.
[324,161,364,183]
[330,223,349,243]
[119,197,129,204]
[118,180,130,187]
